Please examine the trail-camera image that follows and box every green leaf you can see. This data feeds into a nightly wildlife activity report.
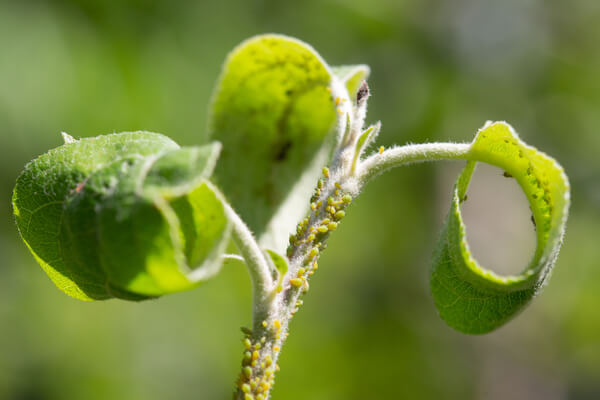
[208,34,338,250]
[331,64,370,100]
[13,132,231,301]
[431,122,570,334]
[266,249,288,284]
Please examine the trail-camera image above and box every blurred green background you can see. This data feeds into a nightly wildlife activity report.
[1,0,599,399]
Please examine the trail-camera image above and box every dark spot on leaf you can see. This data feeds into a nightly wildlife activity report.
[503,171,513,178]
[274,139,293,162]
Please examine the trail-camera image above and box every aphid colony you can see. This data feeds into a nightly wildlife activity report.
[236,321,280,400]
[236,167,354,400]
[285,167,352,293]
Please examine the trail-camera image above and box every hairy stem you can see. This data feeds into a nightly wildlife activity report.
[226,204,275,323]
[357,142,471,186]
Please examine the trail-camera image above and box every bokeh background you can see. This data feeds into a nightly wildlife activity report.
[1,0,599,399]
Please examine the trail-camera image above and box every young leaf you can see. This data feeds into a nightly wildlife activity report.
[13,132,231,301]
[208,34,338,251]
[331,64,370,100]
[431,122,570,334]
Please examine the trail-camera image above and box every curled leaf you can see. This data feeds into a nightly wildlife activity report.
[431,122,570,334]
[13,132,231,301]
[209,34,355,252]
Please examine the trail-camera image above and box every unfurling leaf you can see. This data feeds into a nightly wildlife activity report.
[209,34,370,252]
[13,132,231,301]
[431,122,570,334]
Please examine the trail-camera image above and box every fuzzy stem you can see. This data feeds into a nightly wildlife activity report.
[357,142,471,186]
[225,204,275,323]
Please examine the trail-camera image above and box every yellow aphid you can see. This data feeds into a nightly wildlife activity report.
[252,351,259,361]
[290,278,304,288]
[317,225,328,233]
[379,146,384,154]
[328,221,338,231]
[262,320,267,328]
[273,320,281,329]
[322,167,329,178]
[334,210,345,220]
[335,182,342,189]
[244,394,254,400]
[335,97,341,105]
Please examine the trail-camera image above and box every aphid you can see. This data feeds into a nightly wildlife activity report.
[328,221,338,231]
[342,194,352,204]
[334,182,342,189]
[379,146,384,154]
[503,171,513,178]
[243,366,253,378]
[241,327,252,336]
[261,320,268,328]
[322,167,330,178]
[290,278,304,288]
[317,225,328,233]
[334,210,345,220]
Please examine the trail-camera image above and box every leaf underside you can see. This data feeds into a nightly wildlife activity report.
[13,132,230,301]
[431,122,570,334]
[208,34,370,253]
